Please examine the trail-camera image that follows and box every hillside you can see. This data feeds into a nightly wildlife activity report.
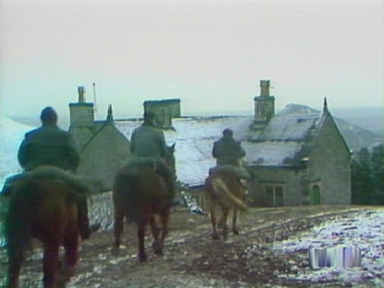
[0,116,33,186]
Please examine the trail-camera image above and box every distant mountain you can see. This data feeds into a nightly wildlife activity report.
[278,104,383,153]
[279,104,319,115]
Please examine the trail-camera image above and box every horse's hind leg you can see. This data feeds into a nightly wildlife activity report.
[150,215,161,255]
[43,243,60,288]
[209,200,219,240]
[150,215,160,241]
[112,208,124,253]
[7,245,23,288]
[154,209,170,256]
[137,220,148,262]
[221,206,229,239]
[62,228,79,281]
[232,208,240,235]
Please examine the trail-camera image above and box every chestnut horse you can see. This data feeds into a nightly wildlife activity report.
[4,167,88,288]
[204,170,247,240]
[112,144,175,262]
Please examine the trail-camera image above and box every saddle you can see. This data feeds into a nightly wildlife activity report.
[209,165,250,180]
[1,166,94,197]
[124,157,158,170]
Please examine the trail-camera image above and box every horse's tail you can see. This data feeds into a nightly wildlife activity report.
[113,173,143,223]
[5,180,42,256]
[211,177,247,212]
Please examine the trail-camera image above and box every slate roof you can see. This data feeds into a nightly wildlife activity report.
[113,110,328,187]
[246,112,323,167]
[111,104,373,188]
[249,113,320,142]
[115,116,253,188]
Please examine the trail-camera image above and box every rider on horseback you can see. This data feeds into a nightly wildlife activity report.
[130,111,176,205]
[211,128,250,180]
[16,107,99,240]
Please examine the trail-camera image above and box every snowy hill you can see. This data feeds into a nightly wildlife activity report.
[0,116,34,187]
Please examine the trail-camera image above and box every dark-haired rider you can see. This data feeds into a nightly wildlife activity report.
[16,106,99,240]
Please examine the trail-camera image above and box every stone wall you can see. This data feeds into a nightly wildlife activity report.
[247,168,306,207]
[307,115,351,205]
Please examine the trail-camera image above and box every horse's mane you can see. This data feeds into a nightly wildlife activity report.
[25,166,94,195]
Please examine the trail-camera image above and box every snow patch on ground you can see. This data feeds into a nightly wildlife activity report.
[273,209,384,286]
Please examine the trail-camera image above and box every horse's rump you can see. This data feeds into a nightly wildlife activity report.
[26,165,93,194]
[113,146,175,262]
[113,165,168,222]
[5,174,81,287]
[5,177,78,249]
[205,172,247,212]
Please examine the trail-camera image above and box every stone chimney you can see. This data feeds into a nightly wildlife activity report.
[143,99,180,129]
[78,86,86,102]
[253,80,275,129]
[69,86,95,127]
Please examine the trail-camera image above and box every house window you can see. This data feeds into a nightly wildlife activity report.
[264,185,284,207]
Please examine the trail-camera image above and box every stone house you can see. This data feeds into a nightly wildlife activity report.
[67,81,353,207]
[68,87,131,191]
[244,81,351,206]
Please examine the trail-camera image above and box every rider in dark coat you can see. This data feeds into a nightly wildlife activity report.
[130,111,175,203]
[16,107,97,240]
[18,108,79,172]
[212,128,246,166]
[212,128,250,179]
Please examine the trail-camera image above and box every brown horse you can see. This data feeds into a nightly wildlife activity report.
[204,170,247,240]
[112,144,175,262]
[4,167,87,288]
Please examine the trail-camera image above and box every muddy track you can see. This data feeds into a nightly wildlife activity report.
[10,205,375,288]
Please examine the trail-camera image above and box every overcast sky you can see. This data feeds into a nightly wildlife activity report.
[0,0,383,121]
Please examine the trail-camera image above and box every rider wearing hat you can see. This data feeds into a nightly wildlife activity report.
[130,111,176,204]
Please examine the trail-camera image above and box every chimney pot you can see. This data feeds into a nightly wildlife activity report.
[78,86,86,103]
[260,80,270,97]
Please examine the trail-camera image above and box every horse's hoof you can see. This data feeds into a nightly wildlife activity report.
[111,247,120,255]
[139,254,148,262]
[6,279,18,288]
[212,233,220,240]
[233,230,240,235]
[154,249,163,256]
[152,241,163,256]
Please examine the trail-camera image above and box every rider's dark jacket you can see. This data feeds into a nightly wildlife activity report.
[17,124,80,172]
[212,135,246,166]
[130,123,167,159]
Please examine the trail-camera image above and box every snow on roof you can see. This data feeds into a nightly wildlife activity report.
[115,116,254,187]
[249,113,321,142]
[243,141,303,167]
[244,112,325,168]
[115,113,324,186]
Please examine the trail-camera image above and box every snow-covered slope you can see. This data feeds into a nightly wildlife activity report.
[0,116,34,187]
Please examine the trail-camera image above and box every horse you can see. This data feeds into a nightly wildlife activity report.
[4,166,89,288]
[112,144,175,262]
[204,169,248,240]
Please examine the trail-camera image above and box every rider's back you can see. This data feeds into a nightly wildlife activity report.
[130,125,166,158]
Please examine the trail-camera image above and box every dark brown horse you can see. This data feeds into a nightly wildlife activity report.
[112,144,175,262]
[4,167,87,288]
[204,170,247,240]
